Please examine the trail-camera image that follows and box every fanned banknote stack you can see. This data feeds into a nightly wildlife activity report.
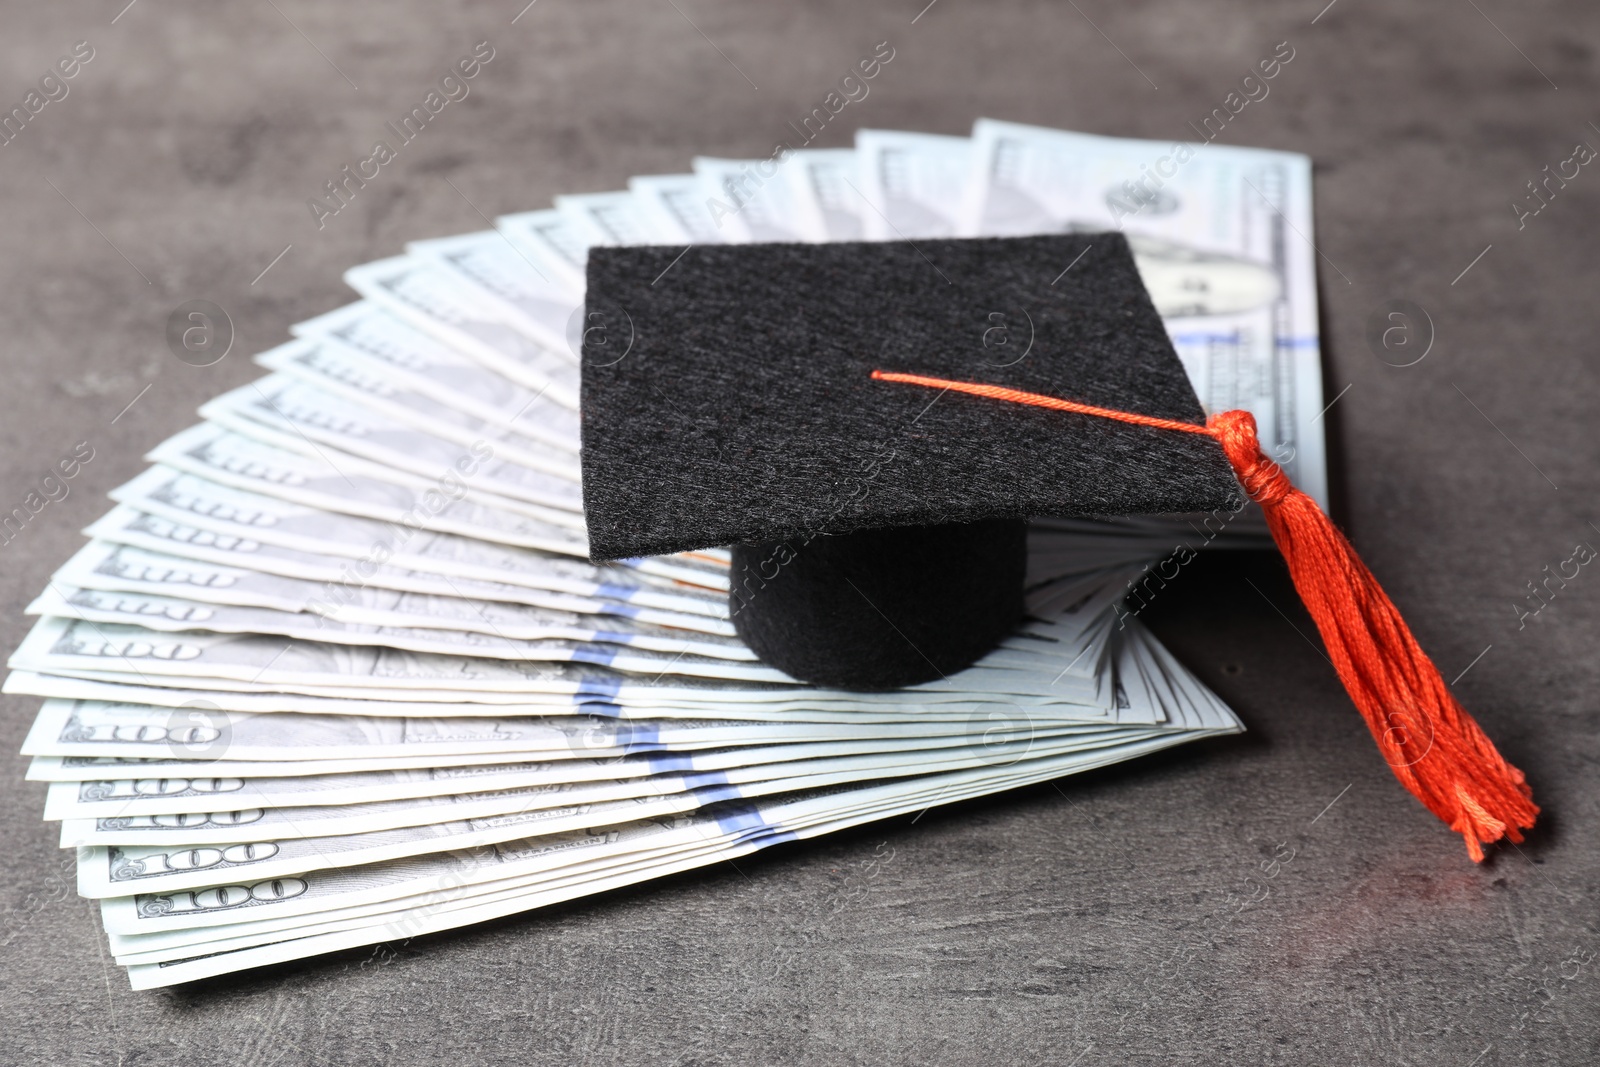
[8,119,1324,988]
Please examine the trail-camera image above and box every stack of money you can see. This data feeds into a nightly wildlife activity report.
[7,119,1323,989]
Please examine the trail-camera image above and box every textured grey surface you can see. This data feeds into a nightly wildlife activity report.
[1,1,1597,1063]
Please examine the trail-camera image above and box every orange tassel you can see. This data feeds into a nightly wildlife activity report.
[873,371,1539,861]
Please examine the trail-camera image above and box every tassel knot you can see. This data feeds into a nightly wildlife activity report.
[1207,410,1294,508]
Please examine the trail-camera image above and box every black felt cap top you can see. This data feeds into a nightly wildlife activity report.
[580,234,1244,561]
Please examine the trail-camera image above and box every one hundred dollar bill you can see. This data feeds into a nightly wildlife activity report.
[146,424,592,554]
[109,734,1237,987]
[255,336,577,474]
[198,376,583,515]
[28,584,756,664]
[56,537,734,639]
[407,230,581,349]
[779,148,865,241]
[627,173,724,244]
[45,719,1133,824]
[957,117,1327,509]
[344,253,578,397]
[4,669,1111,723]
[11,617,1118,713]
[22,698,1074,766]
[102,470,731,606]
[494,209,589,294]
[71,726,1167,896]
[853,128,973,239]
[553,190,664,248]
[692,156,809,244]
[289,302,578,444]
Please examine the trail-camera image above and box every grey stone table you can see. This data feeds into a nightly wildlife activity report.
[1,1,1595,1063]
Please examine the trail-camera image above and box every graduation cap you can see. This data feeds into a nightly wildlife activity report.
[579,233,1536,861]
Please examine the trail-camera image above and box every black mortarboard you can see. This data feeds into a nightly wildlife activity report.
[579,234,1243,690]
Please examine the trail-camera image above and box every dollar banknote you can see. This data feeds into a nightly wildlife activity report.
[23,699,1060,767]
[693,156,810,244]
[406,231,579,350]
[779,148,865,241]
[146,424,593,553]
[72,725,1174,897]
[494,209,589,294]
[628,173,723,244]
[853,129,973,239]
[55,538,733,639]
[28,584,755,664]
[198,378,585,518]
[109,731,1239,987]
[36,716,1091,802]
[102,470,731,604]
[554,190,662,248]
[101,732,1211,940]
[10,613,794,691]
[32,571,1118,676]
[254,342,582,477]
[957,117,1326,510]
[344,253,578,396]
[290,302,577,443]
[46,719,1140,825]
[4,665,1118,727]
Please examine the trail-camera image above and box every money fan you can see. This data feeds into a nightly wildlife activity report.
[5,120,1529,991]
